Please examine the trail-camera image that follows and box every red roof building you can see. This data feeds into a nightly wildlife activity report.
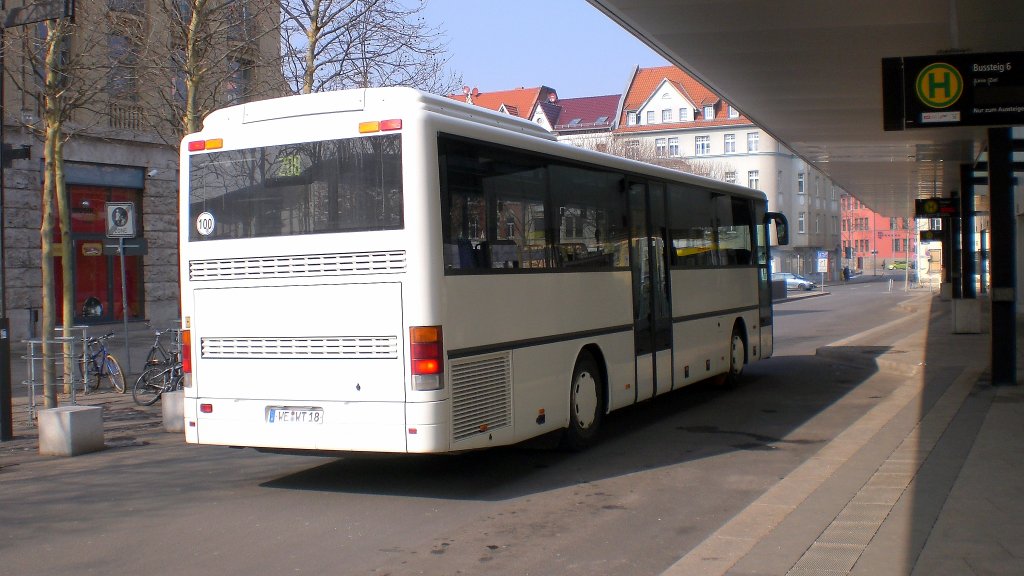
[448,86,559,123]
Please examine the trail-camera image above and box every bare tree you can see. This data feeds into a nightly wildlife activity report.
[281,0,461,95]
[569,134,735,181]
[4,11,112,405]
[140,0,284,142]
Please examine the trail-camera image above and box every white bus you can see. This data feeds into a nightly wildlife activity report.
[179,87,789,454]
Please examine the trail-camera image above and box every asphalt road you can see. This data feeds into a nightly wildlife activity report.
[2,280,930,576]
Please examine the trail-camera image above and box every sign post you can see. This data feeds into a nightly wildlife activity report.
[106,202,136,376]
[816,250,829,291]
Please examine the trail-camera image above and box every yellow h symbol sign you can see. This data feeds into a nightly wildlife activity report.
[915,63,962,109]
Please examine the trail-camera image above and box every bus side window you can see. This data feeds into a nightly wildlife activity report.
[490,240,518,268]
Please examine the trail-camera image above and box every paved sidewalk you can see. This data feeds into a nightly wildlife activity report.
[663,292,1022,575]
[1,321,178,469]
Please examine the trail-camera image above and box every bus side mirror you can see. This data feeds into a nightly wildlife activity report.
[766,212,789,245]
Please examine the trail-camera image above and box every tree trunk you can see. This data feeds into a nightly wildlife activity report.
[40,122,59,408]
[54,137,76,394]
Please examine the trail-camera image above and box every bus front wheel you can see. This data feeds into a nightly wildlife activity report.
[562,352,603,450]
[717,324,746,387]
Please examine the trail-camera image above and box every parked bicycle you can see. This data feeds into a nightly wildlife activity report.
[132,326,183,406]
[142,324,183,368]
[79,332,126,393]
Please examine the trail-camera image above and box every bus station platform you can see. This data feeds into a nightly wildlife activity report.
[664,290,1023,576]
[1,295,1021,576]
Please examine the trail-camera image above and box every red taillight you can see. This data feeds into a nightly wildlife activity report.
[359,119,402,133]
[410,326,443,391]
[187,138,223,152]
[181,330,192,374]
[200,403,213,413]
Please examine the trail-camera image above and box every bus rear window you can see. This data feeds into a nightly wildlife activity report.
[187,134,402,241]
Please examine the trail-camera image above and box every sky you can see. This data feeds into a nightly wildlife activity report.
[421,0,669,99]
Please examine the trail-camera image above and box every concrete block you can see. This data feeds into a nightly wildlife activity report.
[38,406,105,457]
[939,283,953,300]
[953,299,982,334]
[162,390,185,433]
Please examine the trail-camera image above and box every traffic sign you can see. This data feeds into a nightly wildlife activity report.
[106,202,137,238]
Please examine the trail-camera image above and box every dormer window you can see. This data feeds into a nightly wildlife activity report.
[627,111,637,126]
[728,105,739,118]
[703,105,714,119]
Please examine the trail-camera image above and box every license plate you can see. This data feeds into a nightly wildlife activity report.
[266,407,324,425]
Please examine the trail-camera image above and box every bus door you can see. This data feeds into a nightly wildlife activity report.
[629,181,673,401]
[758,209,790,359]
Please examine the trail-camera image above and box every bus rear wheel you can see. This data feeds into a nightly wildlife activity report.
[562,352,603,450]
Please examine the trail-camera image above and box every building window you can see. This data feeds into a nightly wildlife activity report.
[625,139,640,159]
[815,175,821,196]
[747,132,759,152]
[679,107,688,121]
[815,215,820,233]
[798,212,806,233]
[695,135,710,156]
[627,112,637,126]
[893,239,901,252]
[724,171,736,184]
[662,109,672,123]
[747,170,760,190]
[646,110,655,124]
[703,105,714,119]
[107,33,139,102]
[226,58,253,104]
[724,133,735,153]
[668,137,679,157]
[728,105,739,118]
[797,172,805,194]
[655,138,667,157]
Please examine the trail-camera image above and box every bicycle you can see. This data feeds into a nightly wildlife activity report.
[133,326,183,406]
[132,362,183,406]
[79,332,126,393]
[142,323,183,367]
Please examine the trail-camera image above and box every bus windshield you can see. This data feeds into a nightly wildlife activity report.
[188,133,403,241]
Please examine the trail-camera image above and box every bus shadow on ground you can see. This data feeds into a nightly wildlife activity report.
[262,348,889,501]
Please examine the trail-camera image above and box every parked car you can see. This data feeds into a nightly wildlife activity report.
[887,260,915,270]
[773,272,817,291]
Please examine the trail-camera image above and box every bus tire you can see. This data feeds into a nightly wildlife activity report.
[562,352,603,450]
[721,324,746,386]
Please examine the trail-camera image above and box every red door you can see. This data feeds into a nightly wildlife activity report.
[54,186,144,323]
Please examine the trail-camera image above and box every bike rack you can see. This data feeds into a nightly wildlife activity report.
[20,326,90,421]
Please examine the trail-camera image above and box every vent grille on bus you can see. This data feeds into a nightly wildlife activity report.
[189,251,407,281]
[451,353,512,441]
[201,336,399,359]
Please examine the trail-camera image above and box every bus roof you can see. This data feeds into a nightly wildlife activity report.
[198,87,558,142]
